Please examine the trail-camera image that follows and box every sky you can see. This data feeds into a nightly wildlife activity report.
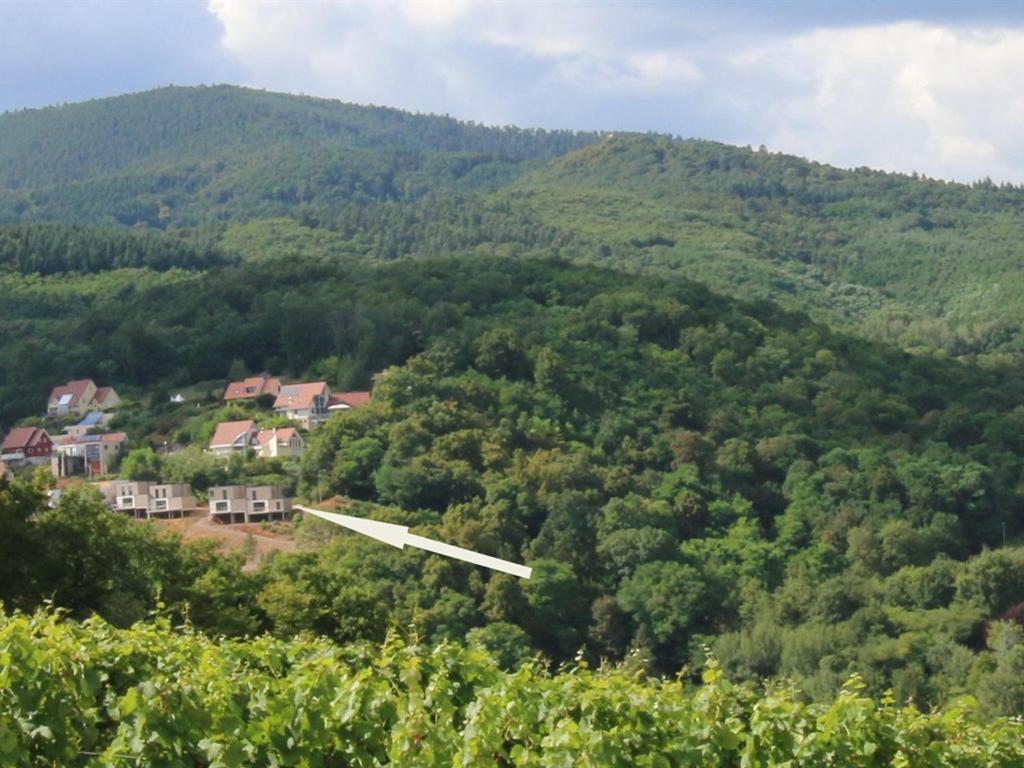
[3,0,1024,182]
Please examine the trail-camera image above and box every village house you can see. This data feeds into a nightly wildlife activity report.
[208,420,259,458]
[223,374,282,402]
[208,484,292,524]
[327,390,372,412]
[245,485,292,521]
[114,481,196,519]
[114,481,152,518]
[63,411,113,439]
[207,485,247,523]
[149,484,197,518]
[256,427,304,458]
[51,432,127,478]
[47,379,120,417]
[273,381,332,429]
[1,427,54,467]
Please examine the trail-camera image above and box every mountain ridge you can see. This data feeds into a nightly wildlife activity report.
[0,84,603,189]
[3,85,1024,356]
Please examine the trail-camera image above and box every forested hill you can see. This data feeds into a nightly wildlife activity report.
[503,135,1024,354]
[4,252,1024,716]
[0,85,601,227]
[0,85,599,186]
[4,86,1024,355]
[4,87,1024,743]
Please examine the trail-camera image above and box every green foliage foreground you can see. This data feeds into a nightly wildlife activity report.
[1,610,1022,767]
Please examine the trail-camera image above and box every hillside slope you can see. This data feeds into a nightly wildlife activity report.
[3,87,1024,354]
[0,85,599,226]
[3,249,1024,711]
[506,136,1024,354]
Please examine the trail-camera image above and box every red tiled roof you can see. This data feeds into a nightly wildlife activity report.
[273,382,328,411]
[93,387,117,405]
[209,420,257,448]
[256,428,300,447]
[328,391,372,409]
[2,427,50,451]
[99,432,128,444]
[224,375,282,400]
[48,379,95,407]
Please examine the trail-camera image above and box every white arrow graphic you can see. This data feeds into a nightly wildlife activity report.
[296,505,532,579]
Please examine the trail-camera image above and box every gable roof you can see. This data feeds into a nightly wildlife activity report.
[328,391,372,410]
[256,427,301,447]
[209,420,257,448]
[48,379,95,407]
[2,427,51,451]
[224,375,281,400]
[273,382,329,411]
[93,386,117,405]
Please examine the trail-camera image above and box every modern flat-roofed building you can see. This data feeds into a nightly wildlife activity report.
[208,484,292,523]
[246,485,291,522]
[115,481,152,518]
[208,485,248,524]
[148,484,196,519]
[115,481,195,519]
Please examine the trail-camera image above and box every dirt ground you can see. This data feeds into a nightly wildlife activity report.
[152,508,297,568]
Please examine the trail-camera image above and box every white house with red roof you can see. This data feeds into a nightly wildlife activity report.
[208,420,259,458]
[47,379,120,417]
[1,427,54,467]
[273,381,332,429]
[223,374,282,402]
[256,427,304,458]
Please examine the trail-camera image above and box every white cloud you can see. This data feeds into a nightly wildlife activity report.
[729,23,1024,180]
[206,0,702,121]
[206,1,1024,181]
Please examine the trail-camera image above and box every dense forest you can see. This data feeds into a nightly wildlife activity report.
[3,254,1024,716]
[5,87,1024,356]
[0,85,599,227]
[2,86,1024,759]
